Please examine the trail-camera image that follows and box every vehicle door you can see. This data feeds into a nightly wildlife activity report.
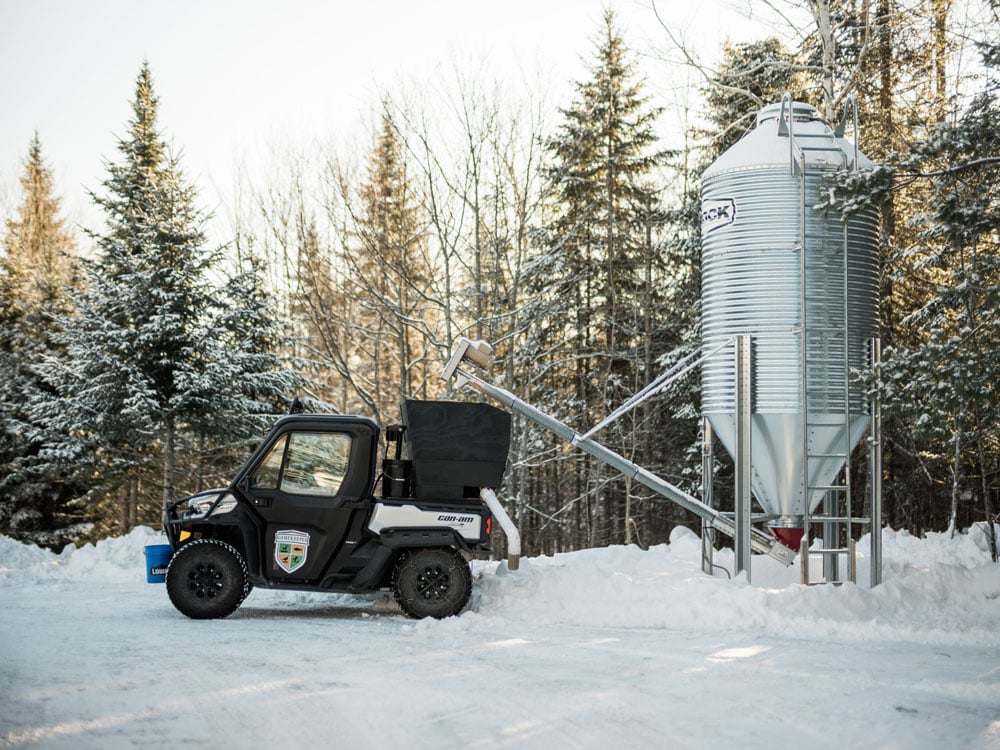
[238,419,377,583]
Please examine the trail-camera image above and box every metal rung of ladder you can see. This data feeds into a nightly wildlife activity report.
[800,538,857,585]
[807,515,871,525]
[808,485,847,492]
[808,453,848,459]
[795,133,841,145]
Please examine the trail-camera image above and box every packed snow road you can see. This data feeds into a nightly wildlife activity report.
[1,527,999,749]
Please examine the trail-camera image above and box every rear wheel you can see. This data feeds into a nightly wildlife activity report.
[166,539,249,619]
[393,548,472,619]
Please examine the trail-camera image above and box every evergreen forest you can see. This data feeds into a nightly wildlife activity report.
[1,4,997,561]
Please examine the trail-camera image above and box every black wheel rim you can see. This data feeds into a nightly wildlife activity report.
[187,561,226,599]
[415,563,450,600]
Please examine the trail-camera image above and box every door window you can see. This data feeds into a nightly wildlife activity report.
[250,432,353,497]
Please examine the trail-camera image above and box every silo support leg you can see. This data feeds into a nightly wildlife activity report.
[734,335,753,580]
[869,337,883,587]
[849,538,857,584]
[800,537,810,584]
[701,418,715,576]
[823,491,839,582]
[701,520,715,575]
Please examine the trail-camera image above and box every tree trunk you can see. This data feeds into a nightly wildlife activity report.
[949,412,962,537]
[122,473,138,534]
[932,0,950,122]
[810,0,838,119]
[975,420,997,562]
[162,415,175,511]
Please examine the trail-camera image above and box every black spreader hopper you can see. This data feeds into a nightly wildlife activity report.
[400,399,511,500]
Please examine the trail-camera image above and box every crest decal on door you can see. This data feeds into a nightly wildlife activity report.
[274,529,310,573]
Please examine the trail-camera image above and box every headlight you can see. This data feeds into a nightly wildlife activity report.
[187,491,238,518]
[211,493,238,515]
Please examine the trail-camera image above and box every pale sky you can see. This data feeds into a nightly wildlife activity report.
[1,0,773,238]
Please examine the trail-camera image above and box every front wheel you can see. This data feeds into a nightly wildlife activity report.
[166,539,250,619]
[393,548,472,619]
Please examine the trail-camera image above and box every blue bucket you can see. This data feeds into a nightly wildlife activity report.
[145,544,173,583]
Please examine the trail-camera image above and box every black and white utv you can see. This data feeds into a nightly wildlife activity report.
[158,400,514,619]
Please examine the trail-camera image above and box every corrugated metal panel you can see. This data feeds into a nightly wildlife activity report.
[700,102,879,519]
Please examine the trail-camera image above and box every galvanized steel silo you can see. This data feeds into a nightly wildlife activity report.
[700,97,879,550]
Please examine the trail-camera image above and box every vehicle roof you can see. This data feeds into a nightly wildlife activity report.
[271,413,379,430]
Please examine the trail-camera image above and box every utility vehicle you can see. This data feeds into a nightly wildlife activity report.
[160,399,513,619]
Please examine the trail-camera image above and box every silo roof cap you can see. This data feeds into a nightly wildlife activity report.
[703,99,870,178]
[755,101,822,126]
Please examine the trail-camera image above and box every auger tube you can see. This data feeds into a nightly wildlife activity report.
[452,365,793,565]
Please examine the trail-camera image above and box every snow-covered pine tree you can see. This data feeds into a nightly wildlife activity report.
[527,10,669,549]
[0,134,86,548]
[289,213,366,412]
[879,41,1000,556]
[38,62,293,533]
[812,0,1000,538]
[702,38,807,155]
[338,105,433,424]
[180,246,299,490]
[362,107,433,403]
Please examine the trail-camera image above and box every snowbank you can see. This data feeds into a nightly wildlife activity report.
[458,526,1000,647]
[2,524,998,648]
[0,525,164,585]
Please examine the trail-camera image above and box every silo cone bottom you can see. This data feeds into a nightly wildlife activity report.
[770,525,805,553]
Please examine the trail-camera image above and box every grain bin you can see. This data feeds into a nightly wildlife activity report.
[701,97,879,551]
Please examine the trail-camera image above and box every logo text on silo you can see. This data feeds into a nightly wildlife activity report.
[702,198,737,235]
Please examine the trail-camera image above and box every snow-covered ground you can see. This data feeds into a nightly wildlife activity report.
[2,526,999,749]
